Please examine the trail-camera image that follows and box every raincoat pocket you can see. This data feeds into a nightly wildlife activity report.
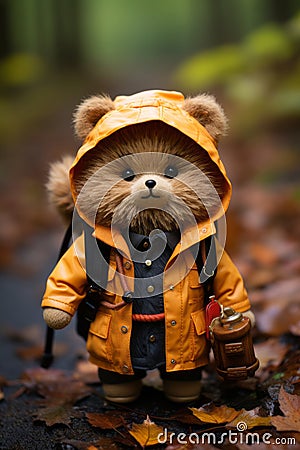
[190,309,207,361]
[87,312,112,363]
[189,268,204,304]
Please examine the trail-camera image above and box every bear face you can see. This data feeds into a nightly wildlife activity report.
[47,91,231,236]
[73,121,227,235]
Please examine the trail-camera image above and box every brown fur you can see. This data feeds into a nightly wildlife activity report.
[183,94,228,142]
[49,93,228,232]
[73,122,226,234]
[73,94,115,140]
[46,155,74,223]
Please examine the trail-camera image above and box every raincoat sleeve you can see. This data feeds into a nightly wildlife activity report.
[41,234,88,316]
[213,241,251,313]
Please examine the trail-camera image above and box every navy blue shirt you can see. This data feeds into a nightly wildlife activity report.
[127,230,180,370]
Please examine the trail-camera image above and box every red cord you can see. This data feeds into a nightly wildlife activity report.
[132,313,165,322]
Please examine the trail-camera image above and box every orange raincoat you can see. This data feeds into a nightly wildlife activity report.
[42,90,251,375]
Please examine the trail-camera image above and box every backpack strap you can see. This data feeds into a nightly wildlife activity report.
[76,220,111,339]
[196,234,217,303]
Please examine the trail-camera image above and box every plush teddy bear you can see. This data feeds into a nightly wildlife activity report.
[42,90,255,403]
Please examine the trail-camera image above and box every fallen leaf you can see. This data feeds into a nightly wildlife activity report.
[271,387,300,432]
[61,438,120,449]
[21,367,66,388]
[37,377,91,405]
[129,415,166,447]
[263,350,300,388]
[254,338,291,380]
[21,367,91,404]
[226,407,272,429]
[171,409,207,425]
[34,404,82,427]
[86,411,125,430]
[190,403,239,424]
[252,279,300,336]
[20,367,91,427]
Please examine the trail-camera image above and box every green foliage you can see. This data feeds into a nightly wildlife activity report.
[0,53,46,90]
[176,12,300,135]
[176,45,245,90]
[243,24,293,65]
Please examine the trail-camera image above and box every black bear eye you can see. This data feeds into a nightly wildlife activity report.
[164,166,178,179]
[122,168,135,181]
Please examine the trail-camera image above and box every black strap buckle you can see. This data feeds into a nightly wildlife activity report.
[83,285,101,322]
[83,300,98,323]
[122,291,134,303]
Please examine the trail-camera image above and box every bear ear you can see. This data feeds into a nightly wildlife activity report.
[73,94,115,140]
[182,94,228,142]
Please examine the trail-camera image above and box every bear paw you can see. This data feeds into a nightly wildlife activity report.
[43,308,72,329]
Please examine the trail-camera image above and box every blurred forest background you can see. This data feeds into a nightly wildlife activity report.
[0,0,300,377]
[1,1,300,447]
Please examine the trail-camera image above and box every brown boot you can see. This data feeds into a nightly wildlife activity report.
[102,380,142,403]
[163,380,201,403]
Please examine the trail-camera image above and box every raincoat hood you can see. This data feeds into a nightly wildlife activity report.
[69,89,232,226]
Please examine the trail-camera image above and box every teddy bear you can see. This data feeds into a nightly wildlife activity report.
[42,89,255,403]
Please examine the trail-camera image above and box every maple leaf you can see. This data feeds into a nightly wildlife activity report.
[34,403,82,427]
[21,367,91,404]
[190,403,239,424]
[271,387,300,432]
[128,415,166,447]
[86,411,125,430]
[20,367,92,427]
[226,407,272,429]
[37,378,91,405]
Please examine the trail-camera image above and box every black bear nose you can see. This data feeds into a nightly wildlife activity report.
[145,179,156,189]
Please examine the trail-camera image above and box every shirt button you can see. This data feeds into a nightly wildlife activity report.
[147,285,155,293]
[124,261,132,270]
[149,334,156,343]
[169,285,174,291]
[121,325,128,334]
[145,259,152,267]
[171,320,177,326]
[143,240,149,249]
[123,364,129,373]
[171,359,176,364]
[202,227,207,234]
